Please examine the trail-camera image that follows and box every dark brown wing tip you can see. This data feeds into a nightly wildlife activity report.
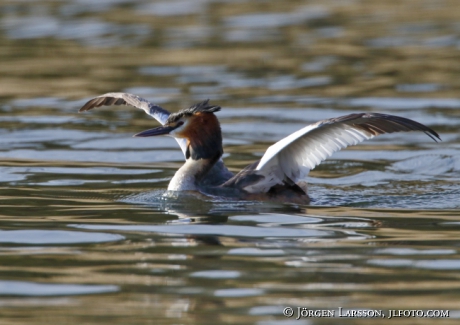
[386,114,442,143]
[78,96,127,113]
[78,98,100,113]
[357,113,442,143]
[78,104,91,113]
[333,113,442,143]
[425,128,441,142]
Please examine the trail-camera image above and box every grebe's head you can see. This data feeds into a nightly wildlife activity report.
[134,100,223,160]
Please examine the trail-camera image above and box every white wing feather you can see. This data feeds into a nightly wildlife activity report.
[244,113,439,193]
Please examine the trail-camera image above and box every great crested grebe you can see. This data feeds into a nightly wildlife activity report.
[79,93,440,204]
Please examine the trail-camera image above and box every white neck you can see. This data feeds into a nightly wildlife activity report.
[167,158,213,191]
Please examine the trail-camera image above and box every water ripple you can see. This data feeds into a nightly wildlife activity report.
[0,230,124,244]
[0,280,118,296]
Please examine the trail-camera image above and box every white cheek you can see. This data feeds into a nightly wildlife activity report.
[169,129,180,137]
[169,120,189,137]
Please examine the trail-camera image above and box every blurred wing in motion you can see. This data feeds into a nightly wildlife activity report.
[79,92,188,157]
[245,113,440,193]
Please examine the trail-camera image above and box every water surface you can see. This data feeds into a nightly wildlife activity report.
[0,0,459,324]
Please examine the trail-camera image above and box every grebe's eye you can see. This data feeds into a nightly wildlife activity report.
[177,121,184,127]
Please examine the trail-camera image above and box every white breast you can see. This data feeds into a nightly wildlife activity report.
[167,159,208,191]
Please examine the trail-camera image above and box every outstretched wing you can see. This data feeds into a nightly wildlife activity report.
[79,92,188,157]
[245,113,440,193]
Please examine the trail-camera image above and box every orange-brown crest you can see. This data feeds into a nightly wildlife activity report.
[178,112,221,146]
[175,112,223,161]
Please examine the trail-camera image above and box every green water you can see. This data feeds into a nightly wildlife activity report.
[0,0,459,324]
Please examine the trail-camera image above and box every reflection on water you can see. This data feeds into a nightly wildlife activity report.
[0,229,124,244]
[0,280,118,296]
[0,0,460,324]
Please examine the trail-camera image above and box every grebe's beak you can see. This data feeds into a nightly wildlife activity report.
[133,125,175,137]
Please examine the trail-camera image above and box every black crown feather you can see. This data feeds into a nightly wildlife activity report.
[167,100,221,123]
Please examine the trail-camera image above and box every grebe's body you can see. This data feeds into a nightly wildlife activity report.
[79,93,440,204]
